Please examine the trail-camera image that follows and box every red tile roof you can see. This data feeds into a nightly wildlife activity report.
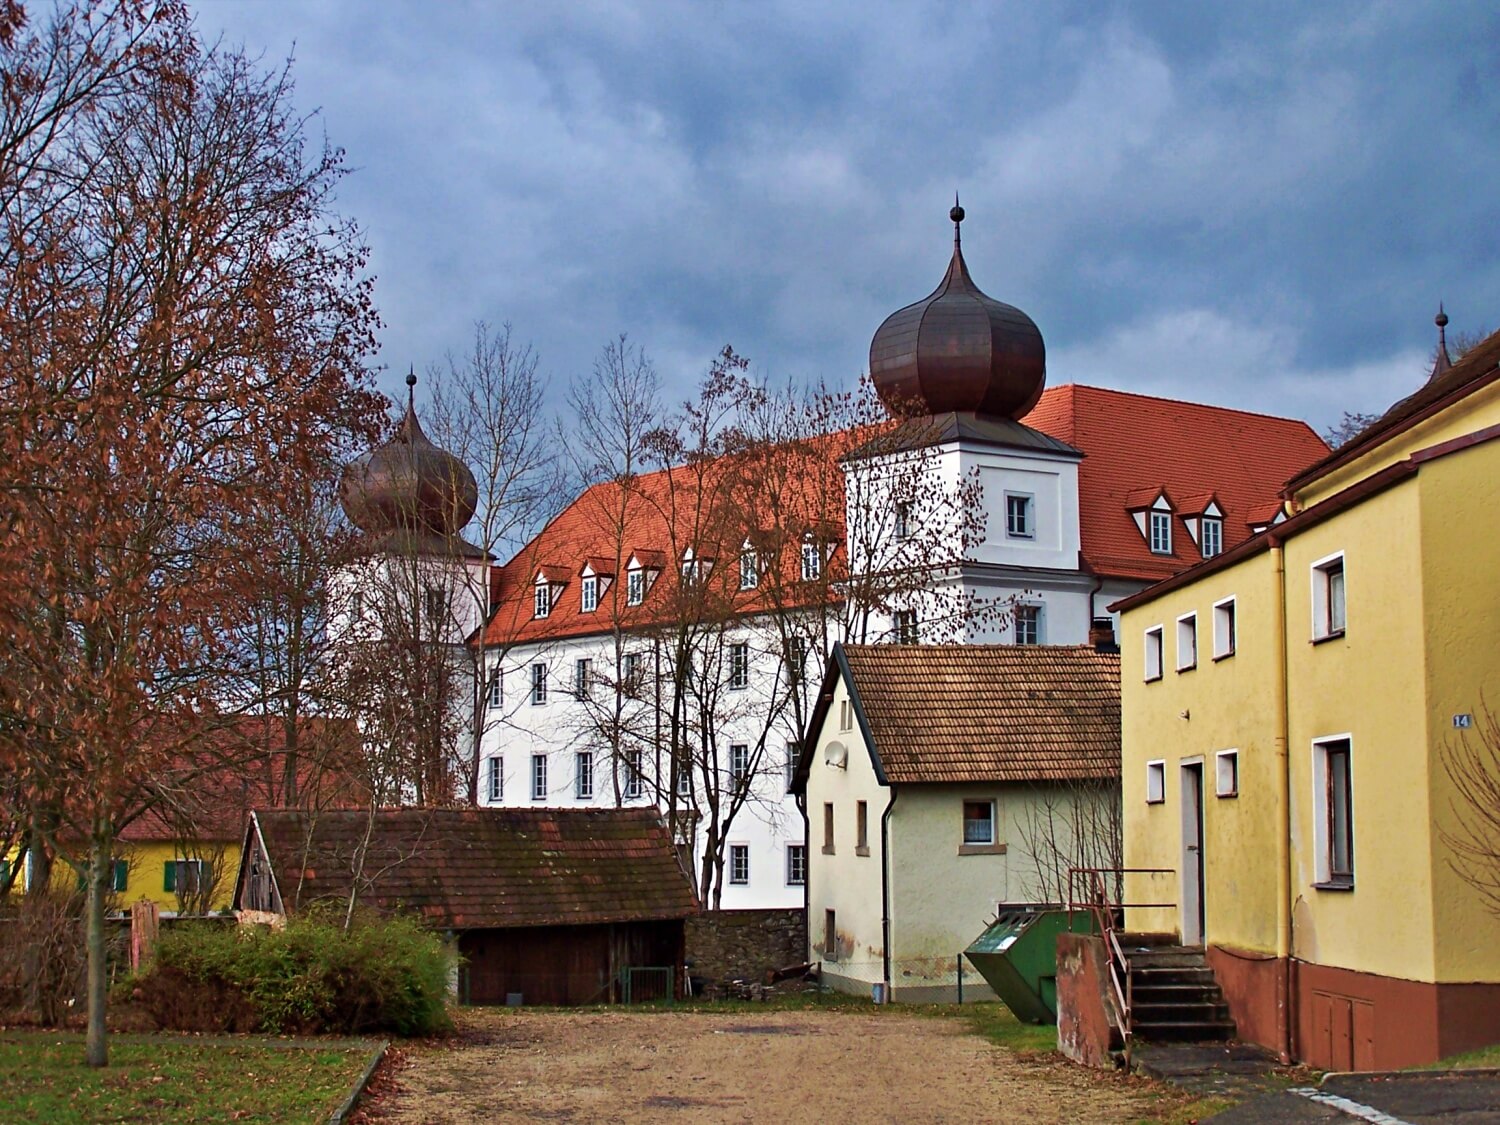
[795,644,1120,787]
[1022,385,1327,581]
[480,385,1327,643]
[250,807,697,929]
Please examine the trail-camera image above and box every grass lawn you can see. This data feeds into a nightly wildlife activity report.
[1418,1041,1500,1070]
[0,1033,373,1124]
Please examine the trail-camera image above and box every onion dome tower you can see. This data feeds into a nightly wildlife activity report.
[340,371,479,545]
[869,200,1046,419]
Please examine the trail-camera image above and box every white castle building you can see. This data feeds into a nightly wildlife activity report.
[337,207,1328,910]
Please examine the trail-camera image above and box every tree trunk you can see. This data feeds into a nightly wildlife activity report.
[85,827,109,1068]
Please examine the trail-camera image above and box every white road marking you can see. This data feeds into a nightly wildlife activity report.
[1288,1087,1416,1125]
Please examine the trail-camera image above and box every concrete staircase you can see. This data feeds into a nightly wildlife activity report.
[1122,942,1235,1043]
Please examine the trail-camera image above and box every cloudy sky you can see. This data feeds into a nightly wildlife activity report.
[195,0,1500,432]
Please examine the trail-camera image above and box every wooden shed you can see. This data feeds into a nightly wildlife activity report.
[234,807,697,1005]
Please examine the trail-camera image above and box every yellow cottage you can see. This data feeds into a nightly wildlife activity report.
[1112,322,1500,1069]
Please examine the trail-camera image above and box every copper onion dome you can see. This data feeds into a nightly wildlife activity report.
[340,371,479,538]
[870,201,1045,419]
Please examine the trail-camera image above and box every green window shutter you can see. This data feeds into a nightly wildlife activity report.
[163,861,176,892]
[113,860,128,892]
[77,870,86,891]
[0,859,9,887]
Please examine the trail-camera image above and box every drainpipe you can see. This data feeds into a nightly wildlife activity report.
[880,785,899,1000]
[1271,542,1294,1063]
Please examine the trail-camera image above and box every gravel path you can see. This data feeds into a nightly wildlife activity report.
[377,1008,1160,1124]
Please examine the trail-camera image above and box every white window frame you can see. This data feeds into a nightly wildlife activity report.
[1005,491,1035,540]
[739,549,758,590]
[801,539,822,581]
[728,843,750,885]
[1312,735,1355,887]
[839,698,853,732]
[1212,596,1236,660]
[1144,626,1164,682]
[575,751,594,800]
[962,800,996,845]
[487,668,502,709]
[1201,516,1223,559]
[574,657,592,700]
[626,568,645,606]
[786,636,806,686]
[784,742,799,793]
[625,749,644,800]
[894,502,911,542]
[1146,759,1166,804]
[786,843,807,886]
[729,642,749,690]
[1311,552,1346,641]
[1014,603,1043,646]
[1149,509,1173,555]
[530,662,547,705]
[530,754,547,801]
[424,586,445,625]
[1176,612,1197,672]
[533,582,551,619]
[622,651,640,690]
[895,609,918,644]
[676,762,692,798]
[1215,749,1239,798]
[486,756,503,803]
[729,743,750,788]
[580,575,598,613]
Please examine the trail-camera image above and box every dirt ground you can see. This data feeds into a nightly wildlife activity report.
[374,1007,1161,1124]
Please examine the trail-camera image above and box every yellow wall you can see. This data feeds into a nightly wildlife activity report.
[29,839,240,914]
[1295,379,1500,508]
[1120,548,1283,953]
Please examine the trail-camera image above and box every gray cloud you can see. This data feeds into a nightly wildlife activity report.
[194,0,1500,430]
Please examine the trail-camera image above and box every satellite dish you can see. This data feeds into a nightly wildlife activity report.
[824,740,848,769]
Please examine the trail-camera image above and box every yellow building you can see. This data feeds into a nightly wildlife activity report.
[1113,322,1500,1069]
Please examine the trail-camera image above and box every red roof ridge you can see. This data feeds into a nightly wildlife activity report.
[1055,382,1325,429]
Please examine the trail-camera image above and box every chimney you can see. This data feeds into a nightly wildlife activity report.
[1089,617,1118,654]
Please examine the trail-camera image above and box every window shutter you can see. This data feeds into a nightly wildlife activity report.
[113,860,128,892]
[163,861,176,892]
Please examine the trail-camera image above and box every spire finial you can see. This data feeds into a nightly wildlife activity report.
[950,192,964,248]
[1429,304,1453,381]
[405,366,417,408]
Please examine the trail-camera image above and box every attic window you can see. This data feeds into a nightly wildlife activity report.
[801,539,822,581]
[740,549,759,591]
[581,575,598,613]
[627,568,645,606]
[1201,516,1223,558]
[533,582,552,619]
[1149,510,1173,555]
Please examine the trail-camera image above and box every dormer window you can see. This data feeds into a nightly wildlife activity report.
[1149,510,1172,555]
[581,575,598,613]
[801,540,822,581]
[1200,516,1223,558]
[740,548,759,591]
[627,568,645,606]
[533,582,552,619]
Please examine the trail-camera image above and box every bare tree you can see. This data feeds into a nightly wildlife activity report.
[1014,779,1124,906]
[1440,701,1500,918]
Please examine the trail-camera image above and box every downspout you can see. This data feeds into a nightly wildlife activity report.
[1270,541,1294,1063]
[880,785,899,999]
[797,788,810,959]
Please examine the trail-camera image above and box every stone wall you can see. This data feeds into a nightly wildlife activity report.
[684,909,806,986]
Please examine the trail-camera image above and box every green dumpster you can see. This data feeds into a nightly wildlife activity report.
[964,907,1096,1024]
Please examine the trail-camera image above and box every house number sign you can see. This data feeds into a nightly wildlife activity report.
[1454,713,1473,729]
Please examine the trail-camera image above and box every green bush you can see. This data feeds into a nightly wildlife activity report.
[136,910,454,1036]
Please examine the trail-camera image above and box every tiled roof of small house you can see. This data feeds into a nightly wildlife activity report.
[251,807,697,929]
[798,644,1120,788]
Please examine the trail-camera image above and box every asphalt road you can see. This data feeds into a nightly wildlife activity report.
[1208,1072,1500,1124]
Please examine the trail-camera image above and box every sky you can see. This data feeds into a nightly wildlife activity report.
[194,0,1500,434]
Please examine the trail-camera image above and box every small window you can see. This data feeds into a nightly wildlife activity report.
[487,756,503,802]
[1146,760,1166,804]
[622,651,640,690]
[729,643,749,690]
[1213,597,1236,659]
[894,609,918,644]
[112,859,128,893]
[627,568,645,606]
[530,663,547,705]
[856,800,869,853]
[1144,626,1164,681]
[801,540,822,581]
[786,636,806,685]
[729,844,750,885]
[894,503,911,541]
[676,763,692,797]
[1201,516,1223,559]
[1005,492,1034,539]
[424,586,446,625]
[1215,750,1239,798]
[1312,554,1346,640]
[350,590,364,620]
[533,583,551,619]
[784,743,799,792]
[825,908,838,961]
[822,802,835,853]
[839,698,853,732]
[1177,613,1197,671]
[739,550,758,591]
[1314,737,1354,886]
[962,801,996,845]
[1014,604,1042,646]
[487,669,502,709]
[729,743,750,789]
[625,749,644,800]
[164,858,209,895]
[575,751,594,800]
[786,844,807,886]
[530,754,547,801]
[581,575,598,613]
[1149,510,1173,555]
[574,658,592,700]
[680,558,699,586]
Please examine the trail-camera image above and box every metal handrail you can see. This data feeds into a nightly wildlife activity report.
[1067,866,1175,1066]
